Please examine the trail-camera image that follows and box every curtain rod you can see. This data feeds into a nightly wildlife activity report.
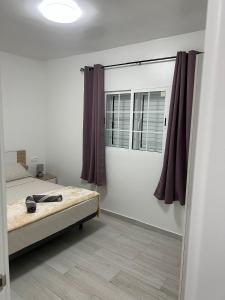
[80,51,203,72]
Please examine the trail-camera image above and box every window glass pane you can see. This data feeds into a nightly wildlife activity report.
[142,113,148,131]
[147,132,163,153]
[132,132,147,150]
[106,94,119,111]
[118,131,130,149]
[119,113,130,130]
[148,112,164,132]
[133,113,148,131]
[106,113,119,129]
[149,91,165,111]
[133,112,141,131]
[134,92,148,111]
[105,130,119,147]
[120,93,131,111]
[132,90,166,153]
[105,130,111,146]
[106,112,112,129]
[105,92,131,149]
[141,132,147,149]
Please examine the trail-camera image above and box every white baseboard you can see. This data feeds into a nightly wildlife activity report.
[101,208,183,240]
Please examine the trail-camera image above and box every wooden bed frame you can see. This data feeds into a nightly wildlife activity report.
[5,149,27,168]
[17,150,27,167]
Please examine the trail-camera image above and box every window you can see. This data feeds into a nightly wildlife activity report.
[105,89,168,153]
[105,92,131,149]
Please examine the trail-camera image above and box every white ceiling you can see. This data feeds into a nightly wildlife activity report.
[0,0,207,60]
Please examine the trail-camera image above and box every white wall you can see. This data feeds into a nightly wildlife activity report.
[0,68,10,299]
[182,0,225,299]
[46,31,205,235]
[0,52,46,174]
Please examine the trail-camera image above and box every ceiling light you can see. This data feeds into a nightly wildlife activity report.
[38,0,82,23]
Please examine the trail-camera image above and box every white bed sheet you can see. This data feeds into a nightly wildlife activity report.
[6,177,63,205]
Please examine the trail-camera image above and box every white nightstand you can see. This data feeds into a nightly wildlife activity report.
[38,173,57,184]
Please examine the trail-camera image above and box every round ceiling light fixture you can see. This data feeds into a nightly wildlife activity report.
[38,0,82,23]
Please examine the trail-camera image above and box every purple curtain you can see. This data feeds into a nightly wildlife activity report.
[81,64,106,186]
[154,51,197,205]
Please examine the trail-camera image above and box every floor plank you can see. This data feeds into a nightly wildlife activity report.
[10,213,182,300]
[111,270,177,300]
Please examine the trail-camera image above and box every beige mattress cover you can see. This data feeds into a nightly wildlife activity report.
[7,177,99,232]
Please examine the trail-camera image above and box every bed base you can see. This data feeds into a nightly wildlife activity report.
[9,211,98,260]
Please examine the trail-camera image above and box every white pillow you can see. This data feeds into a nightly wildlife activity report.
[5,163,31,182]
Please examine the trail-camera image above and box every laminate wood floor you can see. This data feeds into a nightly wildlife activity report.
[10,213,182,300]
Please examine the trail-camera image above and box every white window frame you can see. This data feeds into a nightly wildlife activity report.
[105,86,170,153]
[105,90,131,149]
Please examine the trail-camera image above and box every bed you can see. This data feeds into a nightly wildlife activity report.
[6,150,99,257]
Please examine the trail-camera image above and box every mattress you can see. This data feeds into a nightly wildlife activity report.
[7,177,99,255]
